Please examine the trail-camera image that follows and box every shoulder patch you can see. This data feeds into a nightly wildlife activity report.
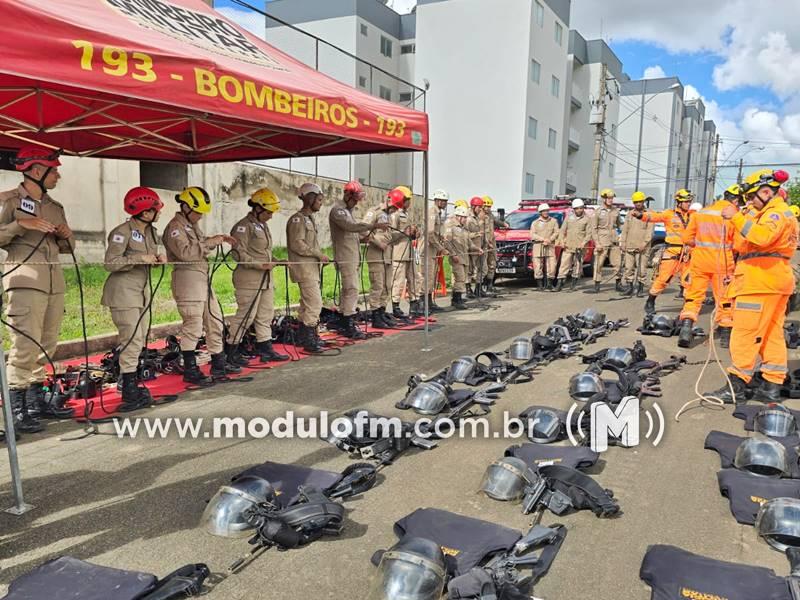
[253,224,263,231]
[337,208,347,216]
[770,213,781,221]
[170,229,180,238]
[236,225,246,233]
[131,230,144,243]
[19,199,36,215]
[291,216,301,223]
[111,233,125,244]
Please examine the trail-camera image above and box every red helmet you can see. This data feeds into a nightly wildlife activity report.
[388,188,407,210]
[344,180,363,194]
[470,196,484,207]
[13,145,61,171]
[124,186,163,216]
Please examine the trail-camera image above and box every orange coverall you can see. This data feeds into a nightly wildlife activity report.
[679,200,735,326]
[726,197,798,385]
[642,207,691,296]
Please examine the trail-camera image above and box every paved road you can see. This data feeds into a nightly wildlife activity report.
[0,280,796,599]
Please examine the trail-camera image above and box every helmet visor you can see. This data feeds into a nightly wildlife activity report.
[734,437,789,478]
[509,337,534,361]
[755,408,797,438]
[404,382,448,415]
[605,347,634,369]
[526,408,562,444]
[200,478,274,538]
[479,458,530,501]
[756,497,800,552]
[366,546,446,600]
[448,357,476,383]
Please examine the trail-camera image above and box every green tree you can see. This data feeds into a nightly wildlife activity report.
[787,178,800,206]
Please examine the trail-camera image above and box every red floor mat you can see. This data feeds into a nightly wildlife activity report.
[60,316,439,420]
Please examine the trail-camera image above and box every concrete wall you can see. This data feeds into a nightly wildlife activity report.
[416,0,534,208]
[0,159,421,264]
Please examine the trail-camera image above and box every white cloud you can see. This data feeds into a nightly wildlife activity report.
[642,65,667,79]
[215,6,266,37]
[388,0,417,14]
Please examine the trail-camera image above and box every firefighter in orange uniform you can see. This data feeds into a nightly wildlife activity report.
[675,187,739,349]
[707,169,796,403]
[639,189,694,314]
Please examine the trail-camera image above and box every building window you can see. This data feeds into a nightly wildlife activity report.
[528,117,538,139]
[525,173,535,195]
[534,1,544,27]
[545,180,554,198]
[380,36,393,58]
[358,76,367,88]
[609,162,615,177]
[140,161,187,190]
[399,92,413,103]
[555,22,563,45]
[551,75,560,98]
[360,23,368,36]
[548,128,557,149]
[531,59,541,84]
[379,85,392,101]
[358,178,366,184]
[401,44,416,55]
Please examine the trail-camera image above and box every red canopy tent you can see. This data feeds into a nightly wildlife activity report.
[0,0,428,159]
[0,0,430,515]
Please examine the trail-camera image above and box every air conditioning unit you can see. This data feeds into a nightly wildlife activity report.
[589,103,604,125]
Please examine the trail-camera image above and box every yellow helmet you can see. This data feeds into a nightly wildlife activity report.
[482,195,494,207]
[674,189,693,202]
[790,205,800,218]
[454,199,468,209]
[600,188,615,199]
[249,188,280,213]
[742,169,790,195]
[176,186,212,214]
[393,185,413,200]
[631,191,647,203]
[724,184,742,198]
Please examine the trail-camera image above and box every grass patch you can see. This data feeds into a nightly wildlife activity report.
[2,248,453,344]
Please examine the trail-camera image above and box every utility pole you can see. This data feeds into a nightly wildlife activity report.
[634,79,647,191]
[707,133,720,202]
[590,63,608,201]
[737,158,744,185]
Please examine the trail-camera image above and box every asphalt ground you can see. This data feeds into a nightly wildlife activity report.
[0,277,797,599]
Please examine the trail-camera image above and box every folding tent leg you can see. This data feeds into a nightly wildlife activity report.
[2,347,33,515]
[422,150,431,353]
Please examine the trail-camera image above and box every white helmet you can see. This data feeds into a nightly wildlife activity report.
[572,198,585,208]
[454,206,469,217]
[538,203,550,212]
[298,183,322,198]
[689,202,703,211]
[433,189,449,201]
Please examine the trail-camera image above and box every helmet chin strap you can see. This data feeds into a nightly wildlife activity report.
[133,211,155,224]
[23,167,52,195]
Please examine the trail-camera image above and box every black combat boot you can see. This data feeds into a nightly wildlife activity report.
[570,277,577,291]
[615,278,624,293]
[427,293,444,313]
[755,380,783,403]
[622,282,634,297]
[210,352,236,380]
[256,340,290,361]
[592,281,601,294]
[636,283,645,298]
[644,294,657,314]
[340,316,367,340]
[182,351,212,385]
[118,372,149,412]
[452,291,467,310]
[225,342,250,367]
[392,302,407,318]
[553,278,564,292]
[706,375,750,404]
[372,309,391,329]
[466,284,475,299]
[535,278,544,291]
[10,388,43,434]
[28,382,73,419]
[299,324,324,353]
[716,327,732,349]
[677,318,694,348]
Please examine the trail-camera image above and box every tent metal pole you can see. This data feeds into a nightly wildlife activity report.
[422,150,431,352]
[2,347,32,515]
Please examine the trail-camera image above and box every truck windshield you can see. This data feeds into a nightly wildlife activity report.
[505,211,564,229]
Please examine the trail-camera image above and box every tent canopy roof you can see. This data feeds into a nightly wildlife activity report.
[0,0,429,162]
